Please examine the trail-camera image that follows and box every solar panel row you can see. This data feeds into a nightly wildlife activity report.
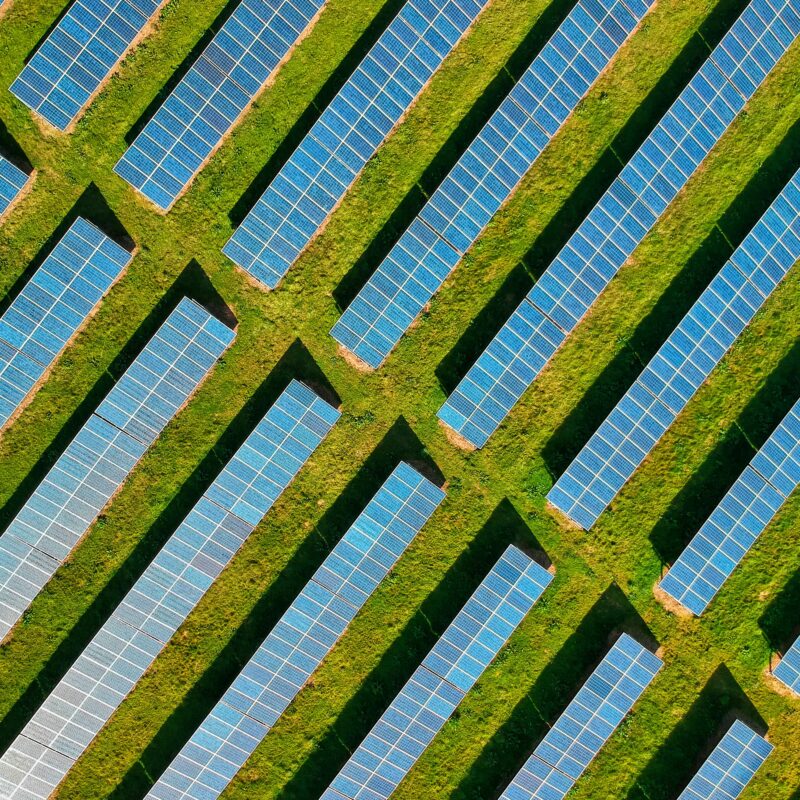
[773,635,800,694]
[676,720,773,800]
[320,545,553,800]
[0,217,132,432]
[657,394,800,615]
[0,379,338,800]
[548,167,800,531]
[330,0,654,370]
[115,0,327,210]
[223,0,491,290]
[498,633,662,800]
[437,0,800,449]
[0,298,234,642]
[10,0,164,131]
[144,461,445,800]
[0,154,30,218]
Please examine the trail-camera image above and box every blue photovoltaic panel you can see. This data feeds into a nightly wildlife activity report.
[0,217,132,431]
[676,720,773,800]
[498,633,662,800]
[0,380,339,800]
[114,0,327,211]
[438,0,800,449]
[143,462,445,800]
[320,545,553,800]
[0,154,29,218]
[773,635,800,694]
[330,0,653,369]
[10,0,165,131]
[0,298,234,642]
[658,395,800,615]
[223,0,491,289]
[548,168,800,530]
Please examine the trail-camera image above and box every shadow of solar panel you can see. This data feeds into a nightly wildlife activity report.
[223,0,492,289]
[115,0,327,211]
[676,720,773,800]
[142,461,444,800]
[0,154,29,218]
[0,379,338,800]
[320,545,553,800]
[438,0,800,449]
[659,395,800,615]
[10,0,165,131]
[498,633,662,800]
[330,0,654,370]
[774,636,800,694]
[0,217,132,431]
[0,297,234,644]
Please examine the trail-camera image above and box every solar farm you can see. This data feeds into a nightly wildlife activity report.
[0,0,799,797]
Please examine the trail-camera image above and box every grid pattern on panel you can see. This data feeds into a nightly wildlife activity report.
[114,0,325,211]
[549,170,800,530]
[0,154,29,217]
[0,217,132,431]
[773,635,800,693]
[437,0,800,449]
[498,633,662,800]
[223,0,489,290]
[322,545,553,800]
[143,462,444,800]
[0,298,234,643]
[10,0,164,130]
[676,720,773,800]
[330,0,653,369]
[657,390,800,615]
[0,380,339,800]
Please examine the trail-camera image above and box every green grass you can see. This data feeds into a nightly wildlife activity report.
[0,0,799,799]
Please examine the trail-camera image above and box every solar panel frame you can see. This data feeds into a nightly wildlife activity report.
[773,635,800,694]
[437,0,799,449]
[0,154,30,219]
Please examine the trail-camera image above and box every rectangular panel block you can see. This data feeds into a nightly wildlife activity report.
[331,0,653,369]
[0,154,30,218]
[773,635,800,694]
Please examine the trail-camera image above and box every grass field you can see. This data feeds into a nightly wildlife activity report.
[0,0,799,798]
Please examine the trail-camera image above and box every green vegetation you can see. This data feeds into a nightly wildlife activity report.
[0,0,798,799]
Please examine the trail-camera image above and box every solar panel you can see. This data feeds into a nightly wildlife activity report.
[142,461,445,800]
[10,0,166,131]
[437,0,800,449]
[0,380,339,800]
[330,0,654,369]
[114,0,328,211]
[676,720,773,800]
[657,394,800,615]
[320,545,553,800]
[223,0,492,289]
[498,633,662,800]
[773,635,800,694]
[0,154,30,218]
[0,217,132,432]
[0,297,234,642]
[548,168,800,531]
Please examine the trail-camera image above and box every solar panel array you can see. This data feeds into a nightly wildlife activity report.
[0,154,29,218]
[657,395,800,616]
[115,0,327,211]
[498,633,662,800]
[330,0,653,370]
[0,217,131,432]
[10,0,164,131]
[0,298,234,642]
[223,0,491,290]
[548,169,800,531]
[437,0,800,449]
[675,720,773,800]
[0,380,338,800]
[773,635,800,694]
[143,461,445,800]
[320,545,553,800]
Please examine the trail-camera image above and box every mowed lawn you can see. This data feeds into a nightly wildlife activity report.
[0,0,798,798]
